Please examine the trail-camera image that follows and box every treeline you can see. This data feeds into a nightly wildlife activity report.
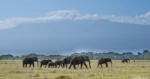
[71,50,150,60]
[0,53,66,60]
[0,50,150,60]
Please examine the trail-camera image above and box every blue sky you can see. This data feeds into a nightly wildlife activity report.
[0,0,150,18]
[0,0,150,55]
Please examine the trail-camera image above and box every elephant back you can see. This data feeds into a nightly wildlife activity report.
[23,57,34,63]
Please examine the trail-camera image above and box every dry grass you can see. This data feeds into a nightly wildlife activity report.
[0,60,150,79]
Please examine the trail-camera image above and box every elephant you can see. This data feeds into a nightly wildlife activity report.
[69,56,88,69]
[55,60,63,68]
[22,56,38,68]
[63,56,73,68]
[122,58,130,63]
[40,59,52,68]
[48,62,56,68]
[23,57,36,68]
[97,58,112,68]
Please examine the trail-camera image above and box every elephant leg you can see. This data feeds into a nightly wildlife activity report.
[45,65,47,68]
[25,64,27,68]
[32,63,34,68]
[66,64,68,68]
[23,64,24,68]
[97,63,99,68]
[80,64,83,69]
[29,64,31,67]
[73,64,76,69]
[69,64,72,69]
[61,64,63,67]
[60,64,62,68]
[101,64,103,68]
[83,62,88,69]
[105,63,108,67]
[62,64,64,68]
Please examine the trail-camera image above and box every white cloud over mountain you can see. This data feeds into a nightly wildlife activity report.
[0,10,150,29]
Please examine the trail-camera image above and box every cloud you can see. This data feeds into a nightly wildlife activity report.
[0,10,100,29]
[100,13,150,25]
[0,10,150,29]
[39,10,100,20]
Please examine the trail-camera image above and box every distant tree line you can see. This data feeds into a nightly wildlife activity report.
[71,50,150,60]
[0,50,150,60]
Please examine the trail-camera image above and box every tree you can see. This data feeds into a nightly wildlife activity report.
[143,50,149,53]
[143,50,149,54]
[138,52,142,55]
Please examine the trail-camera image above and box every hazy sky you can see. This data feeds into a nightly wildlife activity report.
[0,0,150,55]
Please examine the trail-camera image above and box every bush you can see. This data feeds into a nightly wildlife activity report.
[55,75,71,79]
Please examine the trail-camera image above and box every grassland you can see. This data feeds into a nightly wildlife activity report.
[0,60,150,79]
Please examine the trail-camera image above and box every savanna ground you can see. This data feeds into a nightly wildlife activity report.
[0,60,150,79]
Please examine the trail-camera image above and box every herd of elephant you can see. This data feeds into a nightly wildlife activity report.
[22,56,130,69]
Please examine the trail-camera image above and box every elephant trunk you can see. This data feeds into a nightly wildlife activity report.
[89,60,91,68]
[111,61,112,67]
[22,61,24,68]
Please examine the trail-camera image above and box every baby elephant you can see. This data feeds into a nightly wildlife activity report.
[55,60,63,68]
[97,58,112,68]
[48,62,56,68]
[40,59,52,68]
[122,58,130,63]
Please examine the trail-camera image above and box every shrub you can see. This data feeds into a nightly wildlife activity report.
[55,75,71,79]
